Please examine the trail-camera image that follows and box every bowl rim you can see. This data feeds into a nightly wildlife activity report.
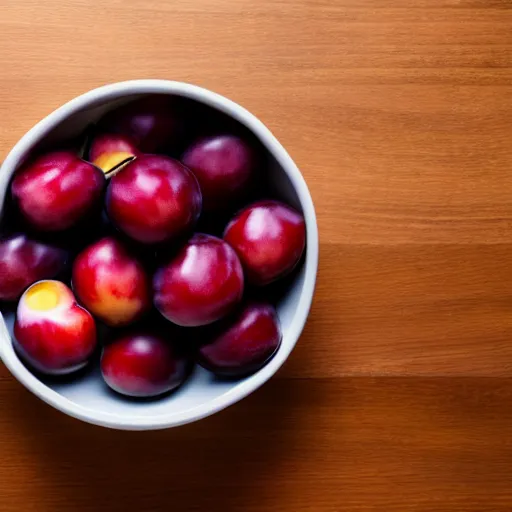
[0,79,319,430]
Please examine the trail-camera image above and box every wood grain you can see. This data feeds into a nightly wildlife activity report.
[1,0,512,510]
[2,373,512,512]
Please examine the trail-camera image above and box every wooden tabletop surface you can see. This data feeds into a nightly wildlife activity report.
[1,1,512,510]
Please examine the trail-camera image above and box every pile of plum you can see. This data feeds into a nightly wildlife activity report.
[0,96,306,399]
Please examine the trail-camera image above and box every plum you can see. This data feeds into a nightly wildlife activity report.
[106,155,201,244]
[89,133,138,174]
[224,200,306,286]
[0,234,67,302]
[14,280,97,374]
[153,234,244,327]
[72,237,150,326]
[198,302,281,377]
[11,151,105,232]
[101,333,188,397]
[182,135,254,211]
[97,96,182,153]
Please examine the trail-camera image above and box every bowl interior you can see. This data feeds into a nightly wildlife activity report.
[0,83,316,429]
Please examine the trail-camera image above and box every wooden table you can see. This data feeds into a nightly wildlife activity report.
[1,1,512,510]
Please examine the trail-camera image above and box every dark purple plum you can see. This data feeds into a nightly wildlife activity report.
[224,200,306,286]
[101,334,188,397]
[198,302,281,377]
[98,96,182,153]
[11,151,105,232]
[182,135,254,211]
[153,234,244,327]
[106,155,202,244]
[0,234,67,302]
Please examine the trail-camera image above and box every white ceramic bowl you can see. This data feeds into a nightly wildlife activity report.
[0,80,318,430]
